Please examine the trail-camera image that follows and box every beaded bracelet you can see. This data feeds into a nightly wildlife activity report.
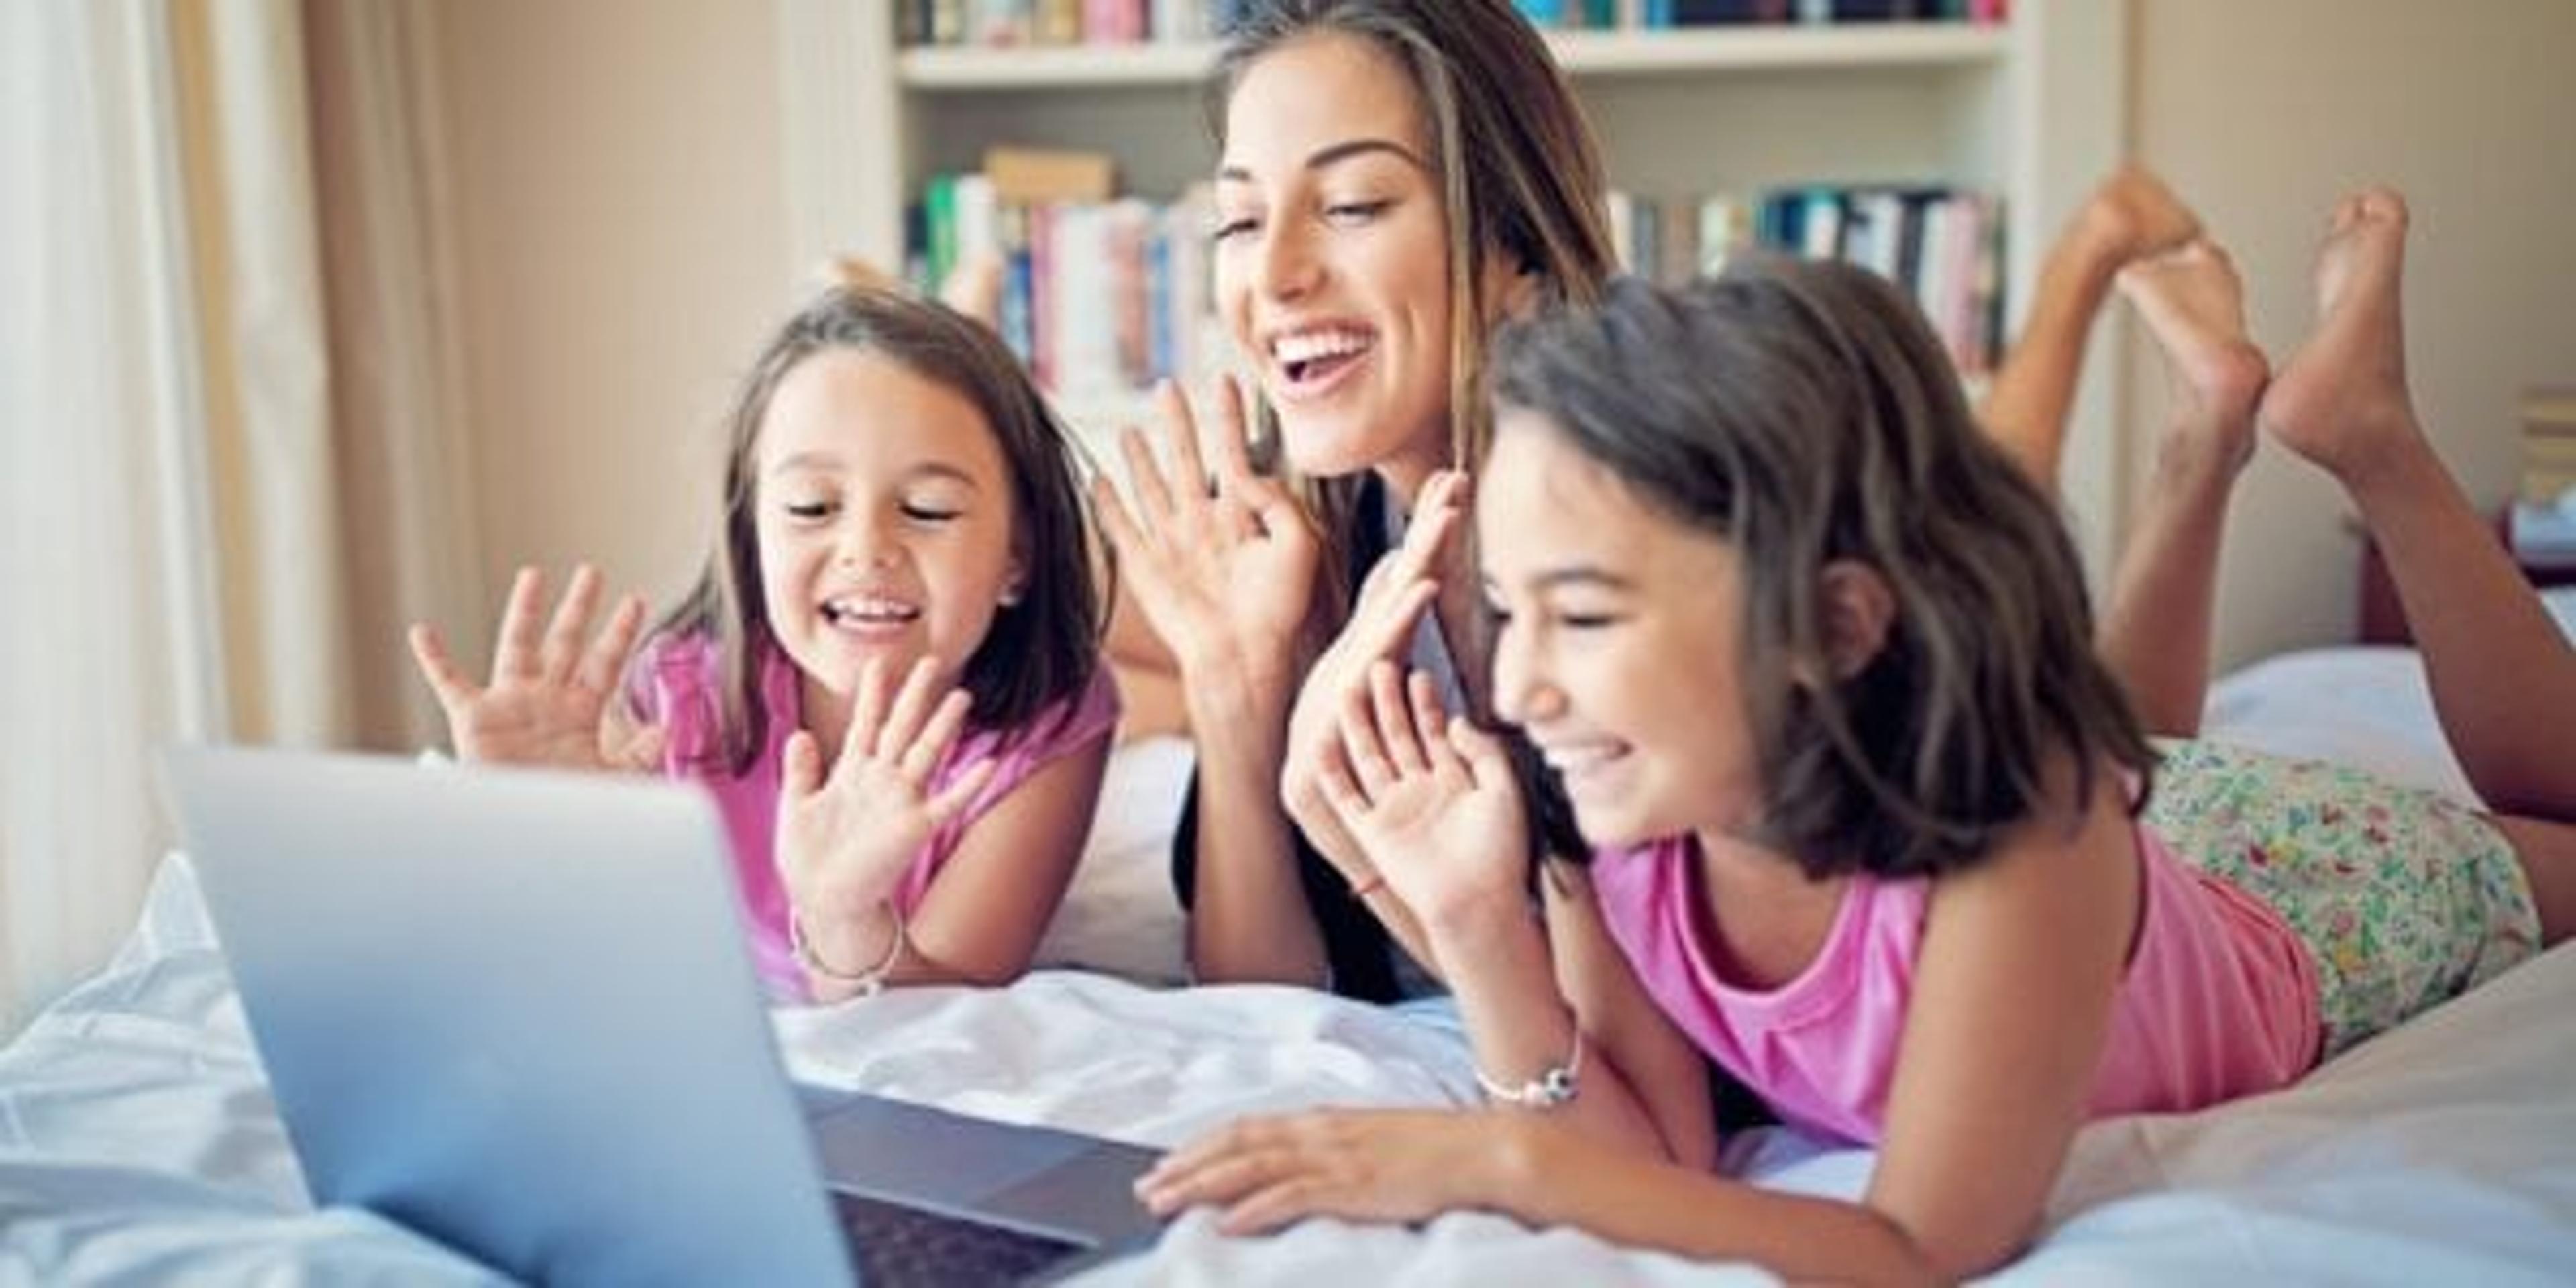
[1474,1032,1582,1108]
[790,901,906,996]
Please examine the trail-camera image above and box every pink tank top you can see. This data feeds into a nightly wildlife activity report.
[1589,822,2321,1144]
[634,634,1118,999]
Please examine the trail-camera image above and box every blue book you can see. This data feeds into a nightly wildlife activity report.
[1145,229,1173,382]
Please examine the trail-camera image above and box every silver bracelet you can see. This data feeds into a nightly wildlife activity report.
[790,901,906,996]
[1474,1031,1582,1108]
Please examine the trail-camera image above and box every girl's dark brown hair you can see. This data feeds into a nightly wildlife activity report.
[649,286,1103,775]
[1206,0,1615,622]
[1491,264,2157,878]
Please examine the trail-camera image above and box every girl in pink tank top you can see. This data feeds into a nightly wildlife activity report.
[409,284,1117,1002]
[1138,219,2573,1279]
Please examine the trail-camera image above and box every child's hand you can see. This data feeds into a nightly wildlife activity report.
[408,564,664,771]
[1281,470,1466,891]
[1094,376,1321,681]
[776,656,998,931]
[1136,1106,1515,1236]
[1316,660,1529,932]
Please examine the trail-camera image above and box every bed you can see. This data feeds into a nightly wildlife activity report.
[6,621,2574,1283]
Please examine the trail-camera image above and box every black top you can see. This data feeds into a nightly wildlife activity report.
[1165,474,1587,1001]
[1168,474,1418,1002]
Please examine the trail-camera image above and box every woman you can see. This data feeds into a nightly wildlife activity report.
[1099,0,2200,1006]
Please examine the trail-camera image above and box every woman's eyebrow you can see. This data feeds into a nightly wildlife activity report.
[1218,136,1428,184]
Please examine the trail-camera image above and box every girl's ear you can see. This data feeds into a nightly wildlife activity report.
[998,557,1027,607]
[1818,559,1895,678]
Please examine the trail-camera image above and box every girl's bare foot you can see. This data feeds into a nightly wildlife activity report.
[2076,167,2203,270]
[2258,188,2422,485]
[2119,239,2267,478]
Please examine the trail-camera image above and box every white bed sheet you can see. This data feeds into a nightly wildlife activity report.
[9,639,2576,1283]
[2201,645,2479,804]
[5,838,2573,1285]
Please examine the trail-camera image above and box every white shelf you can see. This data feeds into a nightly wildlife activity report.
[785,3,2131,586]
[900,23,2007,91]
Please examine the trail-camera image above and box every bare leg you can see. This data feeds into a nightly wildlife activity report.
[1981,168,2202,490]
[2485,815,2576,947]
[2262,189,2576,820]
[2100,241,2268,735]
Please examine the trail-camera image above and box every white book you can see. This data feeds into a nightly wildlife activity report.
[1606,190,1637,276]
[1050,204,1122,400]
[953,173,999,266]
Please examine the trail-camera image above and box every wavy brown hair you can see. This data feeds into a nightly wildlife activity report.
[647,286,1104,775]
[1491,265,2156,878]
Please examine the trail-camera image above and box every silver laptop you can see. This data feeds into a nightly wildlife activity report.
[165,745,1161,1287]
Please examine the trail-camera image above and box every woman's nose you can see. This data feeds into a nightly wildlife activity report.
[1256,219,1320,301]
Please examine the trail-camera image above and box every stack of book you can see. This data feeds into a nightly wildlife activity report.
[1608,184,2004,376]
[900,0,1254,46]
[902,0,2003,46]
[1623,0,2005,25]
[2516,387,2576,569]
[2524,387,2576,506]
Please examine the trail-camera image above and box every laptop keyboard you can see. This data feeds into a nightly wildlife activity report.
[833,1191,1085,1286]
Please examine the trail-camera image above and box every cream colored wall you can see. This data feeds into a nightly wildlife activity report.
[2124,0,2576,670]
[438,0,795,637]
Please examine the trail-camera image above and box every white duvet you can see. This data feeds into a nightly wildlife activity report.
[5,844,2572,1285]
[7,645,2575,1284]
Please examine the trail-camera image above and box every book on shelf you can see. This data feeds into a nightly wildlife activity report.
[1641,0,2002,24]
[901,0,1250,46]
[1033,0,1080,44]
[984,145,1117,205]
[910,154,1226,433]
[1606,183,2004,377]
[1511,0,1620,28]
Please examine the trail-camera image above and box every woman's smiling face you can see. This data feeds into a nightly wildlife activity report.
[1214,32,1458,493]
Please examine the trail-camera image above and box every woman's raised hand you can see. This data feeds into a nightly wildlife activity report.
[409,564,665,771]
[1093,377,1321,680]
[775,655,998,926]
[1279,469,1467,888]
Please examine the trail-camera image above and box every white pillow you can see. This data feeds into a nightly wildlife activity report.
[1032,736,1193,987]
[2201,648,2477,804]
[2544,585,2576,643]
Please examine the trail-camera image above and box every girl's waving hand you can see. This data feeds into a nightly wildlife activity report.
[408,564,663,772]
[778,655,998,931]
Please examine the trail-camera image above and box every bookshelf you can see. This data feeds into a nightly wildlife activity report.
[777,1,2135,582]
[900,24,2008,87]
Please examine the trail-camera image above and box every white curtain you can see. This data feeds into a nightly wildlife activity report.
[305,0,481,754]
[0,0,472,1031]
